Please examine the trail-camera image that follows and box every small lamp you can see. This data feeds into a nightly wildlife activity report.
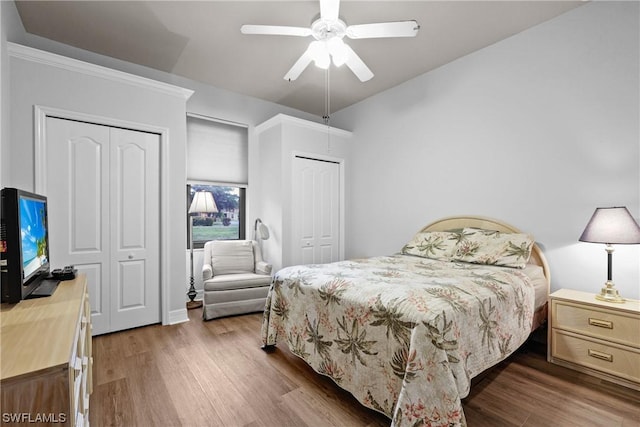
[187,191,218,309]
[579,206,640,303]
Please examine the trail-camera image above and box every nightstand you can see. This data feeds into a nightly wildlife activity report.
[548,289,640,391]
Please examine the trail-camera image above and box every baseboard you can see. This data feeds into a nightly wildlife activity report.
[167,307,189,325]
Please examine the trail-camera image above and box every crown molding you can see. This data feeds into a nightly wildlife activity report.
[255,113,352,138]
[8,42,193,100]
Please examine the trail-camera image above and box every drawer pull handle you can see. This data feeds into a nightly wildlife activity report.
[588,318,613,329]
[588,349,613,363]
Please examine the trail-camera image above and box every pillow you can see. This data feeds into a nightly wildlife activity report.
[210,240,255,275]
[401,231,460,261]
[452,227,534,268]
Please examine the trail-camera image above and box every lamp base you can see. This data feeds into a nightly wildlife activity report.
[595,281,625,303]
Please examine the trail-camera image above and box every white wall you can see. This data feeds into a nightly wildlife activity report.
[0,1,23,188]
[334,1,640,299]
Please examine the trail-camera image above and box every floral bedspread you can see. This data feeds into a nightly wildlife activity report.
[261,255,536,427]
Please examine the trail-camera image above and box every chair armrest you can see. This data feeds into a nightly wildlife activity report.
[203,264,213,280]
[255,261,272,275]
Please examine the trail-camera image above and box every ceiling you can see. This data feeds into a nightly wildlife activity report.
[14,1,585,117]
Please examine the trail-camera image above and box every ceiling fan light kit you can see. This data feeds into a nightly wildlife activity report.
[240,0,419,82]
[309,41,331,69]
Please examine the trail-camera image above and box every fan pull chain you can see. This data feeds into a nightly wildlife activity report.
[323,68,331,153]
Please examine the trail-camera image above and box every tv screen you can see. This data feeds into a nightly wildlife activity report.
[1,188,52,303]
[19,195,49,283]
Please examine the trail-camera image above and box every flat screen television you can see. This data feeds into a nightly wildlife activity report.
[1,187,55,303]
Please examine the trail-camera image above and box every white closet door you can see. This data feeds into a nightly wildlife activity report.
[46,118,111,335]
[292,156,340,266]
[45,117,160,335]
[109,127,160,332]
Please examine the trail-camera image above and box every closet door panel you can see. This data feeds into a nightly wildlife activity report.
[109,128,160,332]
[317,165,338,264]
[45,118,111,335]
[69,138,104,253]
[296,164,316,265]
[292,156,340,266]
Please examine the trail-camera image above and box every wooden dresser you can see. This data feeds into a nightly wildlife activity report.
[1,275,92,425]
[549,288,640,390]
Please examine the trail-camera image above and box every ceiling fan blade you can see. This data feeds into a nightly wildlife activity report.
[343,44,373,82]
[346,21,419,39]
[241,25,312,37]
[320,0,340,22]
[284,50,314,81]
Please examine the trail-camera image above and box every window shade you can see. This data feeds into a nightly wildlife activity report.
[186,116,248,184]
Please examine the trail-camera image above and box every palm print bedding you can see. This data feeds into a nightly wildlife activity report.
[261,254,536,427]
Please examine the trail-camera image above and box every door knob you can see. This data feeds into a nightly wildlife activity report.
[128,254,134,259]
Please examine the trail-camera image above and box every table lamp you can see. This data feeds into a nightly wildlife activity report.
[579,206,640,303]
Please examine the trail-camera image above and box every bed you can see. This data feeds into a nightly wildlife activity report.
[261,216,550,427]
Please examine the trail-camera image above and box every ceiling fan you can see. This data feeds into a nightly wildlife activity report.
[241,0,419,82]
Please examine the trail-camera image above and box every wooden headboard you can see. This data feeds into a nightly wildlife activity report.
[421,215,551,289]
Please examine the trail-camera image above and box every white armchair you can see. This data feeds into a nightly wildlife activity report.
[202,240,273,320]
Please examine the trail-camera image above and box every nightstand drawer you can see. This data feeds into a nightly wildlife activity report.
[553,300,640,347]
[552,329,640,384]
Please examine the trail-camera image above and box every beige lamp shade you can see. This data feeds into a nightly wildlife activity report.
[189,191,218,214]
[579,207,640,244]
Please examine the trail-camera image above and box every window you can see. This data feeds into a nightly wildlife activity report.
[188,184,246,248]
[186,114,248,249]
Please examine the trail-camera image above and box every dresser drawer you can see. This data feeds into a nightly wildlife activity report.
[551,329,640,384]
[552,300,640,347]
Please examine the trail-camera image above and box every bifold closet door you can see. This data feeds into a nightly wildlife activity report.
[291,156,340,266]
[45,117,160,335]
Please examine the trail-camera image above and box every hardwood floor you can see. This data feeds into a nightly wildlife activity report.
[90,310,639,427]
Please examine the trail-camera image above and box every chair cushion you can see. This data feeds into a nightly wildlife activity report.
[210,240,255,275]
[204,273,272,291]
